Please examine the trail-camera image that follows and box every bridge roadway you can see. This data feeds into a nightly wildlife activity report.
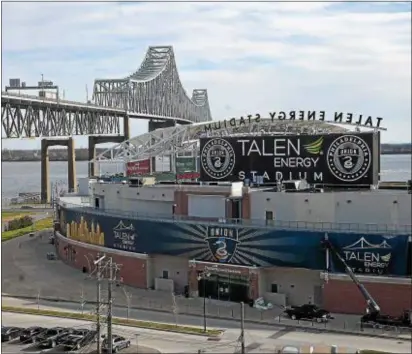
[1,91,194,124]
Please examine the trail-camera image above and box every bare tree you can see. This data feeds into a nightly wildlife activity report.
[171,291,179,326]
[122,287,132,321]
[80,286,87,314]
[37,288,41,310]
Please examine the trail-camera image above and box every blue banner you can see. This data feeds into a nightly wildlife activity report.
[59,207,409,276]
[328,232,409,276]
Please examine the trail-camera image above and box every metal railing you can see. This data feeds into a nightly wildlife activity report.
[58,201,412,234]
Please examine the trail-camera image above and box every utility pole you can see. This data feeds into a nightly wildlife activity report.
[240,302,245,354]
[107,258,114,354]
[94,254,106,354]
[105,257,121,354]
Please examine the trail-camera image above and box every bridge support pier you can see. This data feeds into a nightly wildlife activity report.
[41,137,76,204]
[148,119,176,132]
[88,135,128,177]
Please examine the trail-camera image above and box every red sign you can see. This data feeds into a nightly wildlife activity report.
[177,171,200,180]
[126,159,150,176]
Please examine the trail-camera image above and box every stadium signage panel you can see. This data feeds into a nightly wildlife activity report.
[126,159,150,176]
[175,157,196,173]
[199,132,377,185]
[203,111,384,132]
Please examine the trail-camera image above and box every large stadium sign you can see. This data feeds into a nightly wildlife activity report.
[203,111,385,132]
[199,132,379,185]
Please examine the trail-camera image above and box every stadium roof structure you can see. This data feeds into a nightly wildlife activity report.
[95,118,349,163]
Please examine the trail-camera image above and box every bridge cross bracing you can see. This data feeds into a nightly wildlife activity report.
[92,46,212,123]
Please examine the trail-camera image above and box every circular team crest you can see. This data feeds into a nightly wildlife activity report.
[201,138,235,179]
[327,135,371,182]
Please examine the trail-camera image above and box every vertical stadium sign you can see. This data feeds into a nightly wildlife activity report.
[199,132,379,185]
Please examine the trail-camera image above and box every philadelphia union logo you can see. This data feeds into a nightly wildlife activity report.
[201,138,235,180]
[205,226,239,263]
[327,135,371,182]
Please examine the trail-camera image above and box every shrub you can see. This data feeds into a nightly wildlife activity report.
[7,215,33,231]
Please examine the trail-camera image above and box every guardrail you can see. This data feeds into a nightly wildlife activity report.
[59,201,412,234]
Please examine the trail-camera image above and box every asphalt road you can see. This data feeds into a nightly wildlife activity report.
[3,312,412,353]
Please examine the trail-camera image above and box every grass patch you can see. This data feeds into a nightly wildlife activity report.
[2,211,33,221]
[1,217,53,242]
[2,306,222,337]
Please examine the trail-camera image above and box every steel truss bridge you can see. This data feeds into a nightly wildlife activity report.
[1,46,212,139]
[1,92,123,138]
[93,46,212,123]
[95,118,349,163]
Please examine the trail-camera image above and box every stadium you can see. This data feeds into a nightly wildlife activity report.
[55,117,412,317]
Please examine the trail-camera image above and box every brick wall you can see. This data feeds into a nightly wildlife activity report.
[323,279,412,316]
[56,235,147,289]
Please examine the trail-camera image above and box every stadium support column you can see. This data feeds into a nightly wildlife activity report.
[41,139,50,204]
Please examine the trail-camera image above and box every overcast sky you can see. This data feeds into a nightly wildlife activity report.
[2,1,411,149]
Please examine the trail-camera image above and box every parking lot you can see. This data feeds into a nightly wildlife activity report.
[3,324,101,354]
[1,321,158,354]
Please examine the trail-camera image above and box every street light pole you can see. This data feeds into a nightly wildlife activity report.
[197,270,210,333]
[94,254,106,354]
[203,278,206,332]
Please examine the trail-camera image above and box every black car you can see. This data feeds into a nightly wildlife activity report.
[20,326,44,343]
[2,327,23,342]
[35,327,70,348]
[284,304,333,322]
[62,329,97,351]
[102,335,131,353]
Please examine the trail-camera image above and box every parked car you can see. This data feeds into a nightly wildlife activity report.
[284,304,333,322]
[2,327,23,342]
[102,335,131,353]
[35,327,71,348]
[61,329,97,351]
[278,346,300,354]
[20,326,44,343]
[46,252,57,260]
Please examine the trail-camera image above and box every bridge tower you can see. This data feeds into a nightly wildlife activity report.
[41,138,76,203]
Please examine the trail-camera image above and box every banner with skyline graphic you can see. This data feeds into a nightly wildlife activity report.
[327,233,409,276]
[59,206,410,276]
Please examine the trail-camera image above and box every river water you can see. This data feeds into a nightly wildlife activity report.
[1,155,411,198]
